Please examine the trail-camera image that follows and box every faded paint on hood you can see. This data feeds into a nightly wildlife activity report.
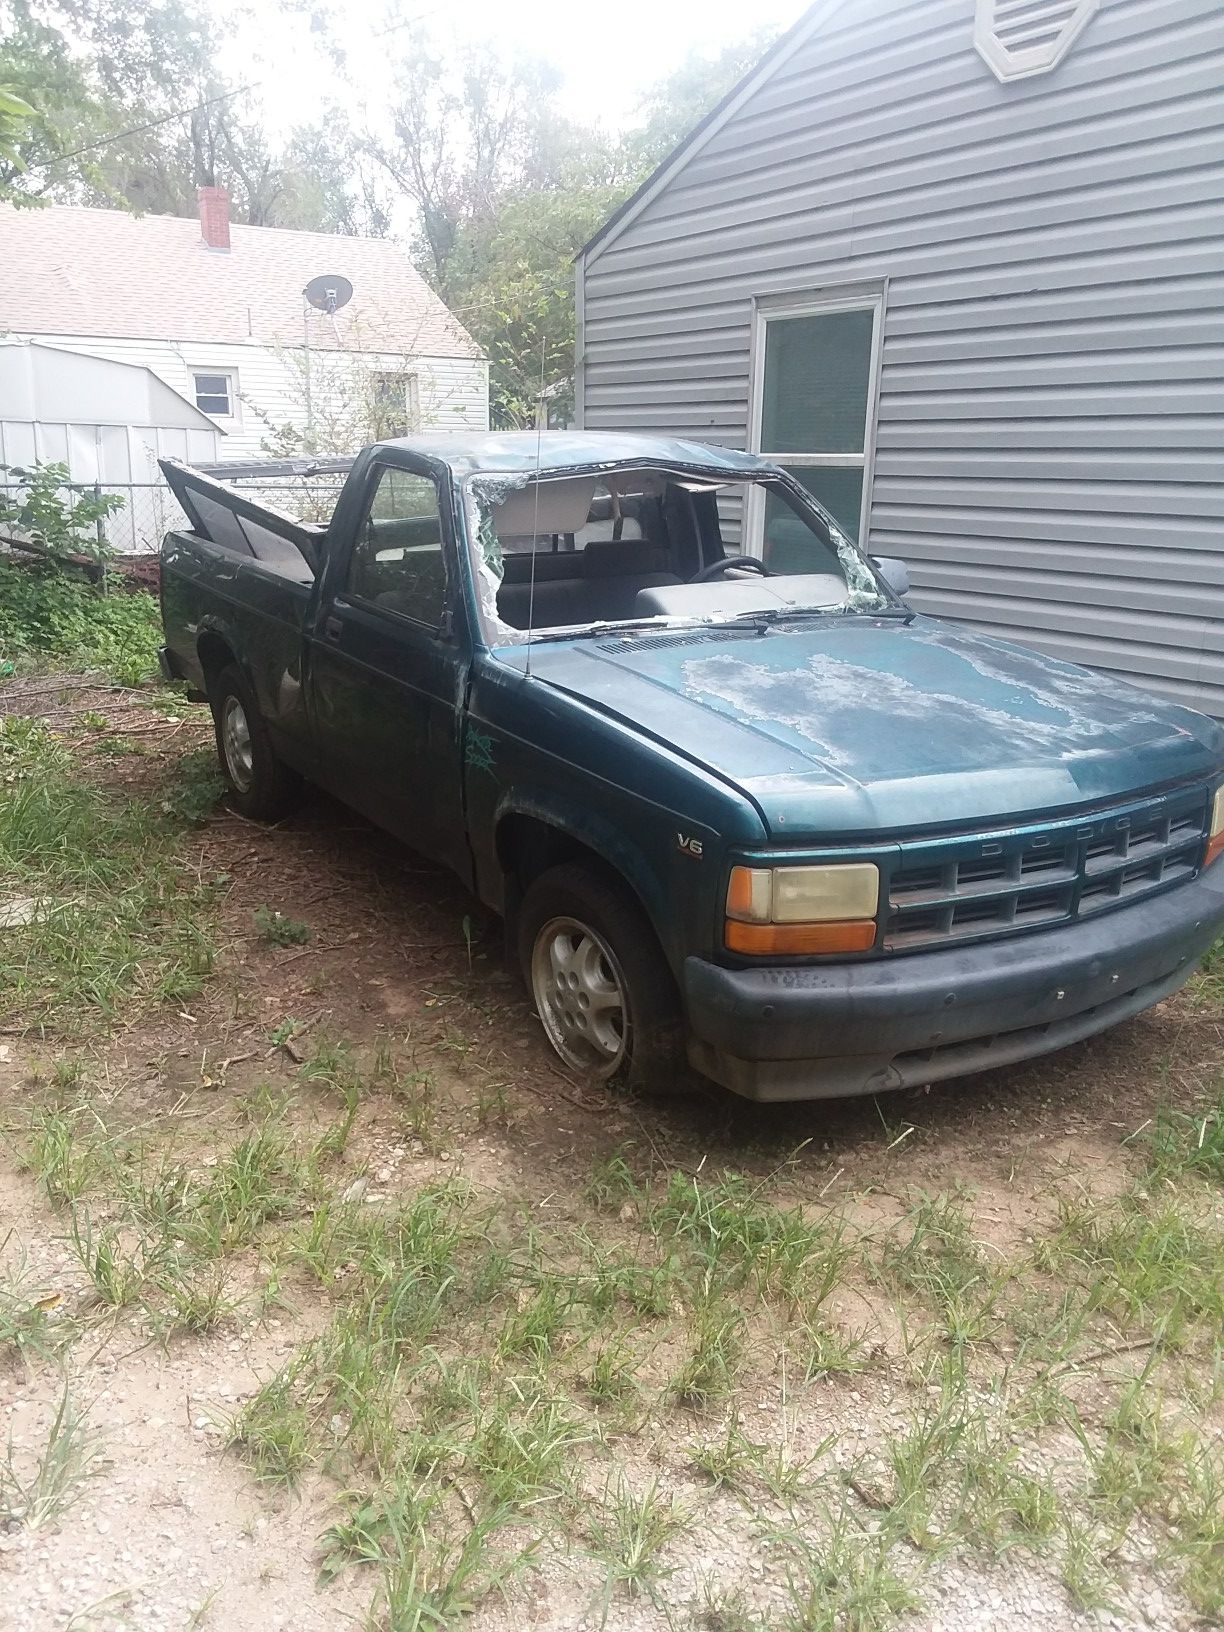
[497,619,1224,839]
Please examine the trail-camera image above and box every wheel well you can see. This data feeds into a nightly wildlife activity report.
[496,814,598,895]
[197,631,236,695]
[495,815,656,934]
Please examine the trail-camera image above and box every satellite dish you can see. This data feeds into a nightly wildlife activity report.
[303,274,354,315]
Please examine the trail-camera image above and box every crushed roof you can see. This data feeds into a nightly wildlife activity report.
[0,203,481,359]
[202,431,774,481]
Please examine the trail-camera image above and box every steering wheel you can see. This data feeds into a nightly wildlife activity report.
[692,555,771,584]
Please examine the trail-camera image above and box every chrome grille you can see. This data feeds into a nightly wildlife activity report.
[885,786,1211,951]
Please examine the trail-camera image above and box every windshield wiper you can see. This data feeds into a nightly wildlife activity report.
[524,617,710,645]
[710,604,915,629]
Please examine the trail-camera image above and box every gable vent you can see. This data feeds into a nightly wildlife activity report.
[975,0,1099,82]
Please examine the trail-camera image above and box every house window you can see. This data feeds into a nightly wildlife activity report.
[750,290,883,548]
[193,372,234,417]
[370,371,420,440]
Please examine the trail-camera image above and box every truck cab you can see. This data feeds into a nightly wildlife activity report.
[159,433,1224,1101]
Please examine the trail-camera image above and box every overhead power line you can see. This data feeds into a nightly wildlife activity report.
[44,83,257,168]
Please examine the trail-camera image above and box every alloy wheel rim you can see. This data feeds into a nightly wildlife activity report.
[530,915,628,1079]
[221,696,254,792]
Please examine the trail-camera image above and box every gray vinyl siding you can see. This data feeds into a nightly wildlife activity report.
[578,0,1224,718]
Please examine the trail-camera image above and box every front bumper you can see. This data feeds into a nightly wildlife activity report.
[684,865,1224,1101]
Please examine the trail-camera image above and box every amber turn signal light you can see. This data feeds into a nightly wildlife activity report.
[1207,787,1224,868]
[724,919,877,956]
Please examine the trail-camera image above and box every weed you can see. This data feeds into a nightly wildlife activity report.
[879,1191,1002,1350]
[0,1245,60,1362]
[769,1513,917,1632]
[588,1477,687,1607]
[1167,1436,1224,1617]
[1060,1514,1119,1613]
[19,1105,109,1205]
[582,1335,641,1407]
[152,1258,234,1336]
[496,1278,574,1363]
[670,1299,744,1410]
[160,747,224,825]
[466,1385,591,1509]
[652,1171,851,1306]
[67,1209,153,1307]
[788,1316,867,1383]
[254,905,311,947]
[868,1358,975,1550]
[228,1367,312,1485]
[201,1120,307,1246]
[0,1385,101,1529]
[1044,1191,1224,1341]
[689,1581,769,1631]
[585,1147,643,1212]
[956,1422,1059,1555]
[361,1499,528,1632]
[0,559,161,685]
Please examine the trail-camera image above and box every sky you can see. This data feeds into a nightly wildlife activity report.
[225,0,811,139]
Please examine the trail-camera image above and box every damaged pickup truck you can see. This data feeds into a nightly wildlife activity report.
[158,433,1224,1101]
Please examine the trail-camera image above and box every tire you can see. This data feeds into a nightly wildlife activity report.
[517,862,685,1093]
[210,663,301,821]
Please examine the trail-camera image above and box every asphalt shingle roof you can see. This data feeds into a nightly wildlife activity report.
[0,203,480,358]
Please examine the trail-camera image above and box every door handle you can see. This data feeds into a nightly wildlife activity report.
[322,615,343,642]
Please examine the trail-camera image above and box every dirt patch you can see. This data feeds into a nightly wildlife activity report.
[2,676,1222,1631]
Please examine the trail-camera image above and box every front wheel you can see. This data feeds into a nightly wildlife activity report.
[210,664,301,821]
[517,863,685,1093]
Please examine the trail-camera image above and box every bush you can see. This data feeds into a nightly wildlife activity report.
[0,559,162,685]
[0,461,123,566]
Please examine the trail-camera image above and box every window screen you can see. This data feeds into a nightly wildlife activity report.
[756,298,879,543]
[347,468,446,626]
[193,373,233,416]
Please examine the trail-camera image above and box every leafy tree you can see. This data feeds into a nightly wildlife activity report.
[446,181,626,427]
[627,32,779,169]
[0,84,35,202]
[367,36,562,286]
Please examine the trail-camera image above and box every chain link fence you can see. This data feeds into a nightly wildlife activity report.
[1,475,348,558]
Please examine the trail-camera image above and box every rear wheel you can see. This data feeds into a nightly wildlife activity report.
[210,663,301,821]
[518,863,684,1092]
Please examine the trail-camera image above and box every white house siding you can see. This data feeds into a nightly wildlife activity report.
[7,334,490,462]
[578,0,1224,719]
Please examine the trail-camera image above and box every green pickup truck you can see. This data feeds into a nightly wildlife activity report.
[158,433,1224,1101]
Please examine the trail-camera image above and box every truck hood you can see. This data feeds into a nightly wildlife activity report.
[507,619,1224,839]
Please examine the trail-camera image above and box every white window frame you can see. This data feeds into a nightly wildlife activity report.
[745,283,886,555]
[191,369,238,421]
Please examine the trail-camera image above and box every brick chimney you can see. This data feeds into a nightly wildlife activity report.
[197,185,231,251]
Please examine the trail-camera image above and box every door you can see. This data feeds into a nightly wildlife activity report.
[306,458,471,880]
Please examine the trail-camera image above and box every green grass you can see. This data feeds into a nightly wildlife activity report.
[0,719,218,1030]
[1147,1081,1224,1185]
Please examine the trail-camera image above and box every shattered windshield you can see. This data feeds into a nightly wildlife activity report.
[463,465,891,646]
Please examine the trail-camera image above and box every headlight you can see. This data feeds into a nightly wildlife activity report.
[725,863,879,955]
[1208,785,1224,869]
